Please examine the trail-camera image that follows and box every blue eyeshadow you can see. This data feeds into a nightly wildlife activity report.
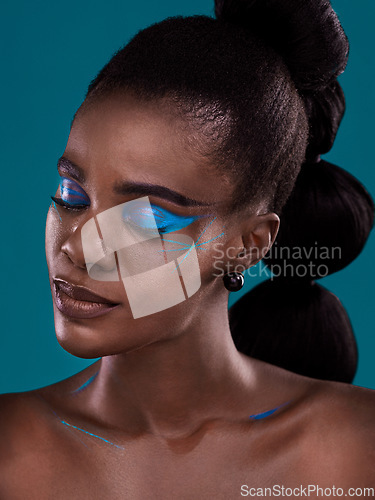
[122,201,205,234]
[60,176,90,206]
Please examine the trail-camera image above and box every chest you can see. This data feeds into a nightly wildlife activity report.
[2,420,341,499]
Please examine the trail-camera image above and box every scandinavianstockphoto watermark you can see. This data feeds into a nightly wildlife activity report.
[212,242,342,280]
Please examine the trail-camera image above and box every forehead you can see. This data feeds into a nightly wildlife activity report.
[64,92,233,208]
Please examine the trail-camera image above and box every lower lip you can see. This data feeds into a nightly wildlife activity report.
[53,284,120,319]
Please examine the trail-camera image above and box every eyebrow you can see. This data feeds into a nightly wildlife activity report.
[113,181,213,207]
[57,156,213,207]
[57,156,85,183]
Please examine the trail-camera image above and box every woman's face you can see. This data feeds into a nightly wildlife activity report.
[45,92,245,358]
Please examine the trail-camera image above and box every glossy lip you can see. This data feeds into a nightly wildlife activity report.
[53,278,120,319]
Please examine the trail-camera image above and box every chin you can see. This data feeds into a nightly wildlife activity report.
[52,308,167,359]
[54,325,109,359]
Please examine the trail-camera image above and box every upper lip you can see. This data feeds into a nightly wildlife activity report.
[53,278,119,304]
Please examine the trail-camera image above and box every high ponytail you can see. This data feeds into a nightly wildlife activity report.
[229,280,358,383]
[215,0,349,91]
[220,0,374,382]
[229,158,374,383]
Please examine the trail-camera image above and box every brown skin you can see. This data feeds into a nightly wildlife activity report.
[1,93,375,499]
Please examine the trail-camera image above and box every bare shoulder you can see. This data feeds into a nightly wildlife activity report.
[298,379,375,484]
[312,379,375,428]
[0,363,100,497]
[0,389,62,455]
[0,360,100,443]
[0,390,45,443]
[0,391,52,495]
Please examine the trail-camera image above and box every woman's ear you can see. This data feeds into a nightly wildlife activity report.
[234,213,280,270]
[216,212,279,275]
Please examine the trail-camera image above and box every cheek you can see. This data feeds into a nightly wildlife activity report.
[45,204,65,268]
[192,221,227,283]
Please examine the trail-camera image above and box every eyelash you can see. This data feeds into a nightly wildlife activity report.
[51,195,89,211]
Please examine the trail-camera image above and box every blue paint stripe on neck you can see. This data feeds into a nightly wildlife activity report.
[72,371,99,394]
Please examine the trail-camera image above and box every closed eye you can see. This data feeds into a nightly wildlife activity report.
[59,176,90,206]
[122,202,204,234]
[50,176,90,210]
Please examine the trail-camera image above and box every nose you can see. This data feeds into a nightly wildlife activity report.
[61,221,88,270]
[80,215,120,280]
[61,218,119,279]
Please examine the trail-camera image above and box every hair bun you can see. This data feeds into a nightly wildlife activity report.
[229,279,358,383]
[215,0,349,91]
[303,79,345,160]
[263,160,375,279]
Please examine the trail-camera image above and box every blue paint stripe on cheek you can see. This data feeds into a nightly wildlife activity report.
[51,200,62,221]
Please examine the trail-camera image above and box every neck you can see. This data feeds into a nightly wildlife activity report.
[84,293,256,438]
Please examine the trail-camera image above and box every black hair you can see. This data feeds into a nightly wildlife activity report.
[229,280,358,383]
[77,0,374,382]
[80,13,309,213]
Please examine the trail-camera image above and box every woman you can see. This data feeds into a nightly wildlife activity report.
[1,0,374,497]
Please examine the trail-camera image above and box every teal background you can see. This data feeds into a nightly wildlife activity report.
[1,0,374,393]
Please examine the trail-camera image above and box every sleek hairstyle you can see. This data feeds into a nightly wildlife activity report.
[75,0,374,382]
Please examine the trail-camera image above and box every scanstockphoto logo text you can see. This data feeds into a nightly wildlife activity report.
[212,242,342,280]
[240,484,375,497]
